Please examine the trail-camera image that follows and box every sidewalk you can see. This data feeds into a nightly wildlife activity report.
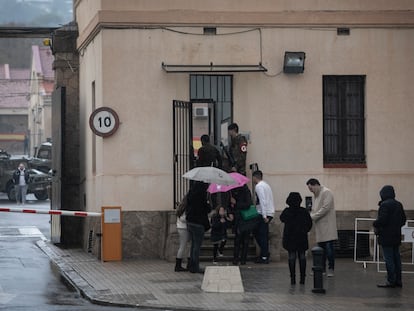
[37,240,414,311]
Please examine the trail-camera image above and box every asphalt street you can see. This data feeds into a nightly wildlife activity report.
[0,194,160,310]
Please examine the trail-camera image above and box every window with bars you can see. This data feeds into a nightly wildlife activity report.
[190,75,233,121]
[323,76,366,166]
[190,75,233,144]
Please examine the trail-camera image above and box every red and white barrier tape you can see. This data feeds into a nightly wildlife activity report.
[0,207,101,217]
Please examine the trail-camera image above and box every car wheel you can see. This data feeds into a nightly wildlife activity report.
[34,190,48,201]
[7,185,16,201]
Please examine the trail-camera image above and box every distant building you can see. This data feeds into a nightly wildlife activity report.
[28,45,54,156]
[0,64,30,154]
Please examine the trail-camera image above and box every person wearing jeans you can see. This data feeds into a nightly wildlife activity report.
[13,163,30,205]
[373,185,406,288]
[185,181,211,274]
[317,240,335,272]
[186,222,206,273]
[307,178,338,277]
[252,170,275,264]
[381,246,402,287]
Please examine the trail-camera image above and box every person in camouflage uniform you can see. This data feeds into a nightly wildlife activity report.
[228,123,248,175]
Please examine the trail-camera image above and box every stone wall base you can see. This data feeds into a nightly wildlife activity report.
[82,210,414,262]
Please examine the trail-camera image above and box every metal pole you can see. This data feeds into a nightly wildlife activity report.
[312,246,326,294]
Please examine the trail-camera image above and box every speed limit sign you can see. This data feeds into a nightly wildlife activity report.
[89,107,120,137]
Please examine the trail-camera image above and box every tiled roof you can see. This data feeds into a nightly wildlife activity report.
[0,64,30,109]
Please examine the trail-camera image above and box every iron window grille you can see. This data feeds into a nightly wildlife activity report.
[323,75,366,165]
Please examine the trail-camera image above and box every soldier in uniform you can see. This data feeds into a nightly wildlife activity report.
[196,135,222,168]
[228,123,248,175]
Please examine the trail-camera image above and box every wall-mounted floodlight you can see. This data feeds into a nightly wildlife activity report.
[283,52,306,74]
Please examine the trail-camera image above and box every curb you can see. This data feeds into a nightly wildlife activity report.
[35,240,204,311]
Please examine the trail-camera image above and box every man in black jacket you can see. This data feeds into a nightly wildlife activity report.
[196,135,222,168]
[186,181,211,273]
[373,185,406,288]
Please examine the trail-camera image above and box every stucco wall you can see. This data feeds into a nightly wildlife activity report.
[78,26,414,214]
[76,0,414,259]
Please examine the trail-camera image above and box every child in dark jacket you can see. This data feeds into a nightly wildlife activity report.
[210,206,231,262]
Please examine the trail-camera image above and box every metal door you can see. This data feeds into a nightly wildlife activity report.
[173,100,193,208]
[173,99,216,207]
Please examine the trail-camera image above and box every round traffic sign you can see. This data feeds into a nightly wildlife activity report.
[89,107,120,137]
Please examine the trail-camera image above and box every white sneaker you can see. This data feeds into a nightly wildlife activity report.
[327,269,334,277]
[217,251,224,257]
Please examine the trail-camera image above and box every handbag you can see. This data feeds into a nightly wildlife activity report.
[240,205,259,221]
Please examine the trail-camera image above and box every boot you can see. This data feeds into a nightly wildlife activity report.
[240,241,249,265]
[186,257,192,271]
[218,240,226,256]
[233,240,240,265]
[175,258,187,272]
[289,258,296,285]
[299,257,306,285]
[213,244,219,262]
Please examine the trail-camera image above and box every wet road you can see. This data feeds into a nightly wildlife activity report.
[0,194,160,310]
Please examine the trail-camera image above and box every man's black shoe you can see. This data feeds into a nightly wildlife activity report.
[377,283,396,288]
[396,283,403,288]
[255,257,269,264]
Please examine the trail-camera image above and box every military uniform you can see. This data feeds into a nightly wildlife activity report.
[229,134,248,175]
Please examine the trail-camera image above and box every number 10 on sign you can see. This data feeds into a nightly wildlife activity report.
[89,107,120,137]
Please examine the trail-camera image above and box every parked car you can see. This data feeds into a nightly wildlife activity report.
[0,150,50,201]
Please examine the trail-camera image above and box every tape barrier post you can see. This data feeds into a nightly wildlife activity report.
[101,206,122,261]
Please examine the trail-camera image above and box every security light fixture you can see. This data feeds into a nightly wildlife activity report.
[283,52,306,74]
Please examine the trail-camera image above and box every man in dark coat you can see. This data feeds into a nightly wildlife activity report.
[186,181,211,274]
[280,192,312,285]
[196,135,222,168]
[373,185,406,288]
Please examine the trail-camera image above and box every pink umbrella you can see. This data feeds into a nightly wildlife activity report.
[207,172,249,193]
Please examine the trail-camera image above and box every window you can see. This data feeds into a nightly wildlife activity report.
[323,76,366,166]
[190,75,233,143]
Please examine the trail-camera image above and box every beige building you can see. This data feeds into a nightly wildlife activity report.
[28,45,54,157]
[74,0,414,259]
